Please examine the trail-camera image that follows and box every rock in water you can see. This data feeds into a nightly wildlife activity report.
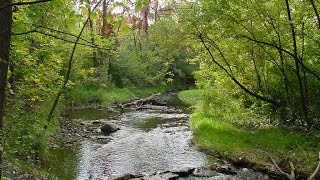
[101,123,120,135]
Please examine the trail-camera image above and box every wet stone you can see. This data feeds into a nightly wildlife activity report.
[111,173,134,180]
[100,123,120,135]
[192,167,220,177]
[150,172,179,180]
[92,120,102,125]
[215,165,237,175]
[172,167,195,177]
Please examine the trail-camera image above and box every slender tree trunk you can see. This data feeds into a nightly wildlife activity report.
[301,23,309,121]
[250,46,262,91]
[9,64,16,93]
[0,0,13,178]
[309,0,320,30]
[89,13,98,67]
[285,0,309,125]
[48,0,103,120]
[268,16,292,107]
[101,0,108,37]
[154,0,158,23]
[141,0,150,33]
[133,29,137,49]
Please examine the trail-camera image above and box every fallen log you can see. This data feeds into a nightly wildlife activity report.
[119,93,166,109]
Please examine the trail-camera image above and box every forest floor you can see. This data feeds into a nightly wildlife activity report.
[178,89,320,178]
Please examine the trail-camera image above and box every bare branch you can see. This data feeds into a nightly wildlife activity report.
[0,0,51,10]
[12,29,111,51]
[37,26,94,45]
[34,30,101,49]
[12,29,37,36]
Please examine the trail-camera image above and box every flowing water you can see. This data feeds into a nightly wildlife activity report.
[58,94,270,180]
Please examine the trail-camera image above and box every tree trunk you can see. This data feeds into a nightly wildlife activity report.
[154,0,158,23]
[101,0,108,37]
[0,0,13,178]
[285,0,309,125]
[48,0,104,120]
[309,0,320,30]
[141,0,150,33]
[89,14,98,67]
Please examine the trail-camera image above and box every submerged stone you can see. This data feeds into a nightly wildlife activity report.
[100,123,120,135]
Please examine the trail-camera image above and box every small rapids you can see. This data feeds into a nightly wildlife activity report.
[61,94,270,180]
[76,108,207,179]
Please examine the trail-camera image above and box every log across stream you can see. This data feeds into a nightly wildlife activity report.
[55,93,270,179]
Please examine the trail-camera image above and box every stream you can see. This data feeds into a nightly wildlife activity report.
[57,94,270,180]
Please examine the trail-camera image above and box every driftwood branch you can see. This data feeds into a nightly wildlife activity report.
[270,152,320,180]
[308,152,320,180]
[270,156,295,180]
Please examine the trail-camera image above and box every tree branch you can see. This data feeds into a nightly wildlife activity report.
[0,0,51,10]
[309,0,320,30]
[239,34,320,81]
[12,29,37,36]
[37,26,94,45]
[199,33,281,106]
[12,29,111,50]
[47,0,103,121]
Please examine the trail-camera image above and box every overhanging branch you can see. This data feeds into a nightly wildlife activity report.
[12,28,111,51]
[0,0,52,10]
[199,33,281,106]
[239,34,320,81]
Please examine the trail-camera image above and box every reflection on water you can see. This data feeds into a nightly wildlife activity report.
[52,94,269,180]
[76,108,207,180]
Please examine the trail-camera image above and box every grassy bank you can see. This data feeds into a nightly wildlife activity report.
[178,89,320,174]
[67,84,177,107]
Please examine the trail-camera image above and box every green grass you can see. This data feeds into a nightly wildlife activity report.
[179,89,320,173]
[177,89,205,106]
[67,84,174,106]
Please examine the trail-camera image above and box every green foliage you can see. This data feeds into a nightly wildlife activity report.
[4,0,82,177]
[105,16,197,87]
[179,89,320,173]
[178,0,320,127]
